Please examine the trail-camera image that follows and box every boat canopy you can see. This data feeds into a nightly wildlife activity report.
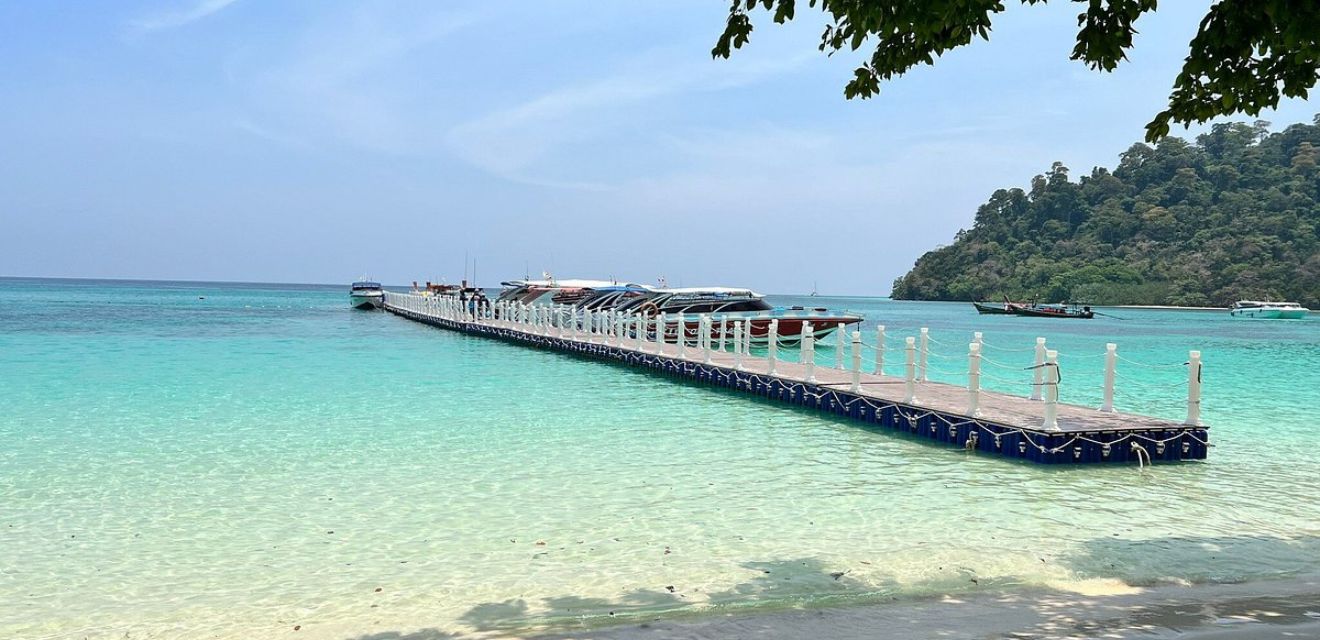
[351,281,382,289]
[499,278,645,290]
[657,287,763,298]
[1234,300,1303,308]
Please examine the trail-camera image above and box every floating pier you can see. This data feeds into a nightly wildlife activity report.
[383,292,1209,466]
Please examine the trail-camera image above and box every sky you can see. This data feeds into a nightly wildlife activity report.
[2,0,1316,294]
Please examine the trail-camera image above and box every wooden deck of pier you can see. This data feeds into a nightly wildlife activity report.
[383,294,1209,465]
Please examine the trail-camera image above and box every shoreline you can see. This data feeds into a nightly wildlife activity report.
[527,575,1320,640]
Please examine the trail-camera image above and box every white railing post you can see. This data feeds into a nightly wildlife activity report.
[1030,337,1047,400]
[918,327,930,382]
[702,315,713,364]
[718,317,728,352]
[802,322,816,383]
[657,313,668,356]
[1185,350,1202,426]
[733,322,745,370]
[1101,343,1117,412]
[968,342,982,417]
[1043,349,1059,430]
[850,331,862,392]
[874,324,886,375]
[904,337,916,403]
[677,315,689,360]
[767,319,779,375]
[835,323,845,369]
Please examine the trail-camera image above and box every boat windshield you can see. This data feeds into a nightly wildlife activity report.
[351,282,381,289]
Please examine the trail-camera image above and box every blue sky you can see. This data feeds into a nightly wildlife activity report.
[2,0,1315,294]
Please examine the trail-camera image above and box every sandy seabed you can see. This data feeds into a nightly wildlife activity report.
[520,576,1320,640]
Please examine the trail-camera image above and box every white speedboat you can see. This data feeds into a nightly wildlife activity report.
[1229,300,1308,319]
[349,280,384,310]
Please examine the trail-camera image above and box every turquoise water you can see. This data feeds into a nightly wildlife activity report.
[3,278,1319,639]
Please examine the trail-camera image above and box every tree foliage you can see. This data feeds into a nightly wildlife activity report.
[890,118,1320,307]
[712,1,1320,142]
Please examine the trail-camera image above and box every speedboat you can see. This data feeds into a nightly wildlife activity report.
[349,280,384,310]
[1230,300,1309,319]
[497,279,863,343]
[615,287,863,344]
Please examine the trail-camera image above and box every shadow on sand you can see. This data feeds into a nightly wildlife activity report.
[342,536,1320,639]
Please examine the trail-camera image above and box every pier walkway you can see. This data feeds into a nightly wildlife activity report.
[383,292,1209,466]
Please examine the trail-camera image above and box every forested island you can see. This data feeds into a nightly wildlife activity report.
[891,118,1320,307]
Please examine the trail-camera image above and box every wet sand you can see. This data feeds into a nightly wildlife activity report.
[529,576,1320,640]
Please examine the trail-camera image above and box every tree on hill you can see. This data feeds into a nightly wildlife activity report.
[712,1,1320,141]
[889,117,1320,307]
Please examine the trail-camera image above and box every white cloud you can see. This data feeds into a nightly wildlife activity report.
[129,0,240,33]
[445,50,813,188]
[237,6,482,155]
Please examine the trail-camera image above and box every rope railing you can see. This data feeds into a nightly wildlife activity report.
[1116,354,1190,369]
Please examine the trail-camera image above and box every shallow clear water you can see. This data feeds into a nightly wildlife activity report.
[2,278,1319,639]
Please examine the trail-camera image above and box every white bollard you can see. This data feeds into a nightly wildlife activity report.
[973,331,983,350]
[1043,349,1060,430]
[1030,337,1047,400]
[718,317,728,352]
[1101,343,1117,412]
[874,325,886,376]
[633,314,643,350]
[918,328,930,382]
[835,323,845,369]
[734,322,745,370]
[904,337,917,403]
[968,342,982,417]
[850,331,862,392]
[767,319,779,375]
[803,322,816,383]
[1185,350,1202,426]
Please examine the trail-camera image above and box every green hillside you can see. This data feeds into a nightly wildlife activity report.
[891,118,1320,308]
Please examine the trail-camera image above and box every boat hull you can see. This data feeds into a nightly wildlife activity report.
[658,314,863,344]
[1230,308,1308,319]
[973,302,1018,315]
[1012,308,1094,319]
[350,293,384,310]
